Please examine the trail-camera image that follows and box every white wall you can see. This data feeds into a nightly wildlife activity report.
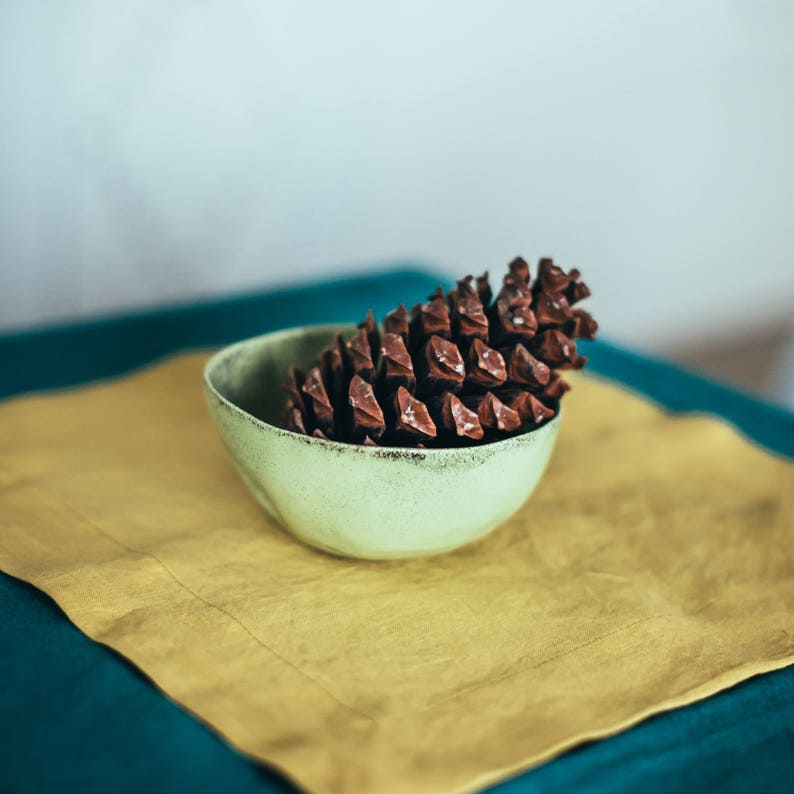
[2,1,793,355]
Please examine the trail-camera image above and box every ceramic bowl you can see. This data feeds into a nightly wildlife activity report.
[203,324,561,560]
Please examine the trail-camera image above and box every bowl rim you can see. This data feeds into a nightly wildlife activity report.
[203,323,562,457]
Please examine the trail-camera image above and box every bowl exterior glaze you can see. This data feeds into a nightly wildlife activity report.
[203,325,561,560]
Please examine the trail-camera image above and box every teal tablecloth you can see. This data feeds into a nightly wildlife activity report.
[1,269,793,793]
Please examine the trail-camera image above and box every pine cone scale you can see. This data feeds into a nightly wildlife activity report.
[348,375,386,440]
[393,387,437,442]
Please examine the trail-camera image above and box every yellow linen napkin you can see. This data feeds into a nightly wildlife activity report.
[1,353,792,794]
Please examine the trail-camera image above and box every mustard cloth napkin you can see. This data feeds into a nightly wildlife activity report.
[1,353,793,794]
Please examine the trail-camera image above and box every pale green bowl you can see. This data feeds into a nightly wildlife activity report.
[203,324,561,560]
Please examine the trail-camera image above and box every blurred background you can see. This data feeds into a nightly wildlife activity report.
[1,1,793,405]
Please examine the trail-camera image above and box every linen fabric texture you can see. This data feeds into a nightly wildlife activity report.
[1,354,792,794]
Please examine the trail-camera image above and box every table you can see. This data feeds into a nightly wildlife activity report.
[2,269,793,793]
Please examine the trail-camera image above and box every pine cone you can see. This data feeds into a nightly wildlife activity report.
[283,257,597,447]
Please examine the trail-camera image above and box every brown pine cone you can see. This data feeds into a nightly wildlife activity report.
[282,257,597,447]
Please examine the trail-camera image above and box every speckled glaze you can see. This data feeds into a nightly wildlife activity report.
[203,324,561,560]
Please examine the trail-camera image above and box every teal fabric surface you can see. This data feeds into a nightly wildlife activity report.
[1,269,793,794]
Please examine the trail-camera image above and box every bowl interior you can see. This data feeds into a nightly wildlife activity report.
[206,324,354,427]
